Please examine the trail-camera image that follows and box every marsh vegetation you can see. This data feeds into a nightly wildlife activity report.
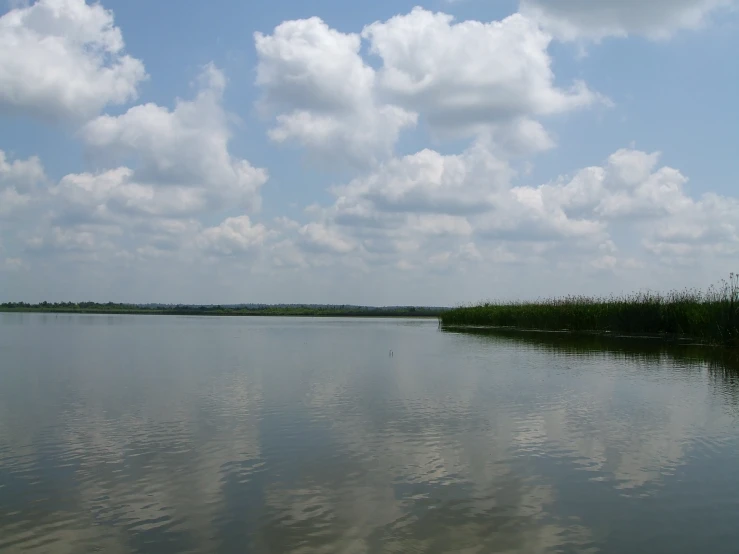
[441,274,739,347]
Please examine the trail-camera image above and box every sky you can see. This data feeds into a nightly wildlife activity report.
[1,0,738,306]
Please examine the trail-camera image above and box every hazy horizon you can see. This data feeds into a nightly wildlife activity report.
[1,301,451,309]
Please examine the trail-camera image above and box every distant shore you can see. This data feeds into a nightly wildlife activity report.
[0,303,447,318]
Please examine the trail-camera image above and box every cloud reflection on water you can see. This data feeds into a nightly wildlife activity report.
[1,316,738,553]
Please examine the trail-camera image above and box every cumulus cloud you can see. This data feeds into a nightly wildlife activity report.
[516,148,739,265]
[78,64,266,213]
[254,8,600,165]
[37,226,104,252]
[645,193,739,261]
[0,150,46,217]
[272,140,605,274]
[275,144,739,282]
[11,64,271,268]
[198,216,270,256]
[363,8,600,135]
[297,222,355,254]
[531,149,692,220]
[333,141,515,218]
[52,167,212,219]
[330,139,605,246]
[49,65,267,226]
[480,185,606,242]
[255,17,417,166]
[520,0,736,41]
[0,0,146,121]
[2,4,736,301]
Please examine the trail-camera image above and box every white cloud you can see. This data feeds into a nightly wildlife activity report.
[14,65,270,268]
[0,150,46,217]
[516,148,739,264]
[0,150,45,189]
[2,5,737,303]
[533,149,692,220]
[407,214,473,237]
[254,8,599,166]
[269,237,309,269]
[297,222,355,254]
[645,193,739,260]
[6,143,738,302]
[26,224,118,255]
[255,17,417,166]
[274,144,739,288]
[198,216,269,256]
[2,257,29,271]
[273,140,610,276]
[0,0,146,121]
[0,187,30,216]
[520,0,736,41]
[79,64,266,214]
[332,141,515,218]
[246,8,619,277]
[53,167,212,219]
[596,166,690,219]
[363,8,601,136]
[327,139,605,249]
[481,185,606,241]
[48,65,268,226]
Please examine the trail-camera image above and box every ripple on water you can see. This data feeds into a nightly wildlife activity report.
[2,317,739,553]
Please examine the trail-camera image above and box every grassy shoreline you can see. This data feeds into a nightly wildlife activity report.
[440,274,739,348]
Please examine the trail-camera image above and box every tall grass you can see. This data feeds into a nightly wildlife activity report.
[440,274,739,347]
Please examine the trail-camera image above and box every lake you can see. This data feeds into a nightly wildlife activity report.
[1,314,738,553]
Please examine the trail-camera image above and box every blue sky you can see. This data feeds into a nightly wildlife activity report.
[1,0,738,305]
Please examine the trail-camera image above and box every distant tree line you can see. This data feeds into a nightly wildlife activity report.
[0,301,448,318]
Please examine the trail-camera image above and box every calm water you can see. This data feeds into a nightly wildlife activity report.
[1,315,739,553]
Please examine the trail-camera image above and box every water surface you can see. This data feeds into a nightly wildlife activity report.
[1,314,738,553]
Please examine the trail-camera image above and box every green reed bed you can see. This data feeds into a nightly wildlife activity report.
[440,274,739,347]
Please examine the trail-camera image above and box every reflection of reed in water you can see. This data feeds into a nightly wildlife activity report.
[442,326,739,403]
[706,357,739,411]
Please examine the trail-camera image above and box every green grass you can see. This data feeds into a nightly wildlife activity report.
[440,274,739,348]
